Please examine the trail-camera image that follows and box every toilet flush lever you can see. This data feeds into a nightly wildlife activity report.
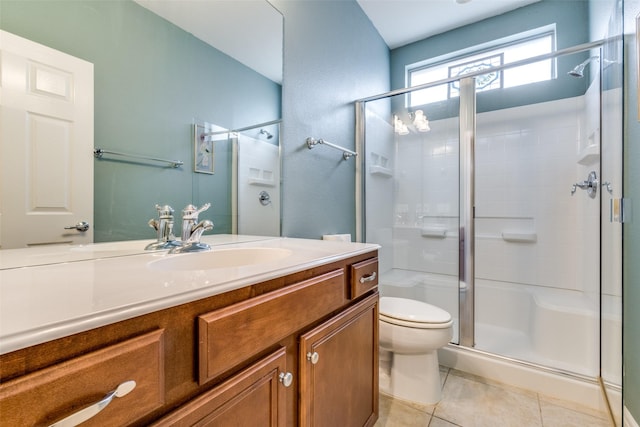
[571,171,598,198]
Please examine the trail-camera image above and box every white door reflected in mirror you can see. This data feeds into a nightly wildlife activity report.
[0,30,94,249]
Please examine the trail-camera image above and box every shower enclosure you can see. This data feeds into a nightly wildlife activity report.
[356,40,622,415]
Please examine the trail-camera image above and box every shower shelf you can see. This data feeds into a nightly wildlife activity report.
[421,227,447,238]
[370,165,393,177]
[577,144,599,165]
[248,178,276,187]
[501,232,537,243]
[577,129,599,165]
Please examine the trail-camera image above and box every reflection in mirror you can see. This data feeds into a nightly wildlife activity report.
[0,0,283,249]
[233,121,281,237]
[194,119,281,238]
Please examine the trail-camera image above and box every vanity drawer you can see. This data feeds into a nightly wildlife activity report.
[199,269,346,385]
[0,329,165,427]
[152,347,287,427]
[350,257,379,299]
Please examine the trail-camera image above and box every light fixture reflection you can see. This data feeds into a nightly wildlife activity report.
[412,109,430,132]
[394,115,409,135]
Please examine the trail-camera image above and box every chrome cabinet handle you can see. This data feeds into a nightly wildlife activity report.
[48,380,136,427]
[359,271,377,284]
[64,221,90,232]
[307,351,320,365]
[279,372,293,387]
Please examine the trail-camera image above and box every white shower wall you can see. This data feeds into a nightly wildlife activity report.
[236,136,280,236]
[385,94,600,297]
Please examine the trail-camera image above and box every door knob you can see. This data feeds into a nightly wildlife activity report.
[64,221,90,232]
[307,351,320,365]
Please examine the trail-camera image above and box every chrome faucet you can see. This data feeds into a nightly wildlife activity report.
[145,205,182,250]
[170,203,214,253]
[180,203,211,241]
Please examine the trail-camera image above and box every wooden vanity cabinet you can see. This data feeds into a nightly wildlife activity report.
[0,252,379,427]
[299,293,379,427]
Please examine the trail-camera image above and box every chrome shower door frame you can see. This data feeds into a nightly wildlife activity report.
[458,77,476,348]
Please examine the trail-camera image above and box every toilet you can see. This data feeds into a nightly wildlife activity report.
[379,296,453,405]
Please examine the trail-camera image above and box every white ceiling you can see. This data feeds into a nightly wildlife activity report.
[356,0,541,49]
[134,0,540,85]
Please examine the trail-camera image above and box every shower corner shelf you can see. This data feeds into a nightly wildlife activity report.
[577,144,600,165]
[370,165,393,177]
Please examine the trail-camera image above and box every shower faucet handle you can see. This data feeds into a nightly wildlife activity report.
[571,171,598,198]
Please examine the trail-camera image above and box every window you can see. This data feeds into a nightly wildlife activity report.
[408,27,556,106]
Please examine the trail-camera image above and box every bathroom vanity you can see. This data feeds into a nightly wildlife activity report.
[0,236,379,426]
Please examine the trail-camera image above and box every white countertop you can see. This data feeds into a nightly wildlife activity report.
[0,235,379,355]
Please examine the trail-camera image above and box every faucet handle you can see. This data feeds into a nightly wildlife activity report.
[182,203,211,219]
[148,218,159,231]
[155,204,174,218]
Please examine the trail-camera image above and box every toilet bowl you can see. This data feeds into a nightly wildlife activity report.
[379,296,453,405]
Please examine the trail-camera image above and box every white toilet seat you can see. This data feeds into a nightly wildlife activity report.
[380,297,452,329]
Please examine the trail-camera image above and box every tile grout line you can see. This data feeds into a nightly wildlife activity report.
[537,392,545,427]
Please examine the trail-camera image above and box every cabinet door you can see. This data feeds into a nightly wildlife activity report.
[152,347,289,427]
[299,293,379,427]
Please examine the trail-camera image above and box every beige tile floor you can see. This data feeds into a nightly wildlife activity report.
[374,368,613,427]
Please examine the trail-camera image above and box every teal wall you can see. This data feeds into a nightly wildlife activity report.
[390,0,591,115]
[0,0,281,241]
[271,0,390,240]
[624,0,640,420]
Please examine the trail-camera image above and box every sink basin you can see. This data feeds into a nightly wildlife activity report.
[148,247,293,271]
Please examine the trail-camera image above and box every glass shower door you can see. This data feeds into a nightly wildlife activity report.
[471,51,601,377]
[362,86,461,343]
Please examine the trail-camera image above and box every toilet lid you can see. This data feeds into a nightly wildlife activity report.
[380,297,451,324]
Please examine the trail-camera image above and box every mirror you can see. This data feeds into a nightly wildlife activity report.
[0,0,283,247]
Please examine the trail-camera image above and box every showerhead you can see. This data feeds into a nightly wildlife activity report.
[568,56,599,78]
[259,129,273,139]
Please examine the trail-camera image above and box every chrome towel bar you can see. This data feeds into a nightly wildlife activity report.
[94,148,183,168]
[306,137,357,160]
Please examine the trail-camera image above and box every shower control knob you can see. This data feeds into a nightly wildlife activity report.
[259,191,271,206]
[307,351,320,365]
[279,372,293,387]
[570,171,598,198]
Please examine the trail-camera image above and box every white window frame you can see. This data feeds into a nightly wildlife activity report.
[406,25,557,107]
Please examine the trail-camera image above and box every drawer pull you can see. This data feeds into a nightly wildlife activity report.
[279,372,293,387]
[359,272,377,284]
[48,380,136,427]
[307,351,320,365]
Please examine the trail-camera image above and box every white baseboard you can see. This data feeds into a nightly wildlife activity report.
[625,406,639,427]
